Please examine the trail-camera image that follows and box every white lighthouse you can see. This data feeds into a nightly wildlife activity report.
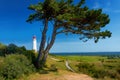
[33,35,37,52]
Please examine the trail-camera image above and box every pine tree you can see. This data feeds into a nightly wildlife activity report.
[27,0,111,68]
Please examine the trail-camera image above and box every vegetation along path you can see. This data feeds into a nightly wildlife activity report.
[48,56,93,80]
[65,60,75,72]
[50,56,75,72]
[27,70,93,80]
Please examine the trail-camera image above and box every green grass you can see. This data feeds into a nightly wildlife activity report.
[0,57,4,67]
[48,55,107,71]
[49,54,107,62]
[1,54,119,80]
[64,56,107,62]
[46,55,66,70]
[48,54,120,80]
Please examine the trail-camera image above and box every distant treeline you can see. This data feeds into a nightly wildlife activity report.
[0,43,36,63]
[0,43,26,56]
[0,43,36,80]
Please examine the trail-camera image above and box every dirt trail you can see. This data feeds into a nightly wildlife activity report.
[63,73,93,80]
[27,70,93,80]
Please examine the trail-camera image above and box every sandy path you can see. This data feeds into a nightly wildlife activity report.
[63,73,93,80]
[27,70,93,80]
[31,57,93,80]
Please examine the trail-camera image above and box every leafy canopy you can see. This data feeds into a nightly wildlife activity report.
[27,0,111,43]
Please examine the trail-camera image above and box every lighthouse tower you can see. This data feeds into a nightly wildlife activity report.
[33,35,37,52]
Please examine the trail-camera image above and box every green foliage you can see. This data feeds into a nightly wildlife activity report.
[26,0,112,68]
[0,43,37,70]
[23,50,36,64]
[6,43,18,54]
[64,56,107,62]
[0,43,7,56]
[38,69,49,74]
[0,76,5,80]
[27,0,111,43]
[0,54,35,80]
[0,43,27,57]
[76,62,95,74]
[6,43,27,55]
[76,58,120,79]
[49,64,58,72]
[0,43,6,49]
[0,57,4,68]
[51,55,119,80]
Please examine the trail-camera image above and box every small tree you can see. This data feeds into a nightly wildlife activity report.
[0,43,7,56]
[6,43,18,54]
[26,0,111,68]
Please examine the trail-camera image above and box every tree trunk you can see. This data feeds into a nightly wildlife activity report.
[35,18,48,68]
[45,25,57,52]
[42,52,49,66]
[42,24,57,64]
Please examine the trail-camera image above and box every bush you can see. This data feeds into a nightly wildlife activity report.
[0,54,35,79]
[23,50,36,64]
[76,62,94,73]
[0,75,5,80]
[6,44,18,54]
[76,62,120,79]
[49,64,58,72]
[107,70,117,78]
[0,43,7,56]
[92,69,106,78]
[39,69,49,74]
[76,62,106,78]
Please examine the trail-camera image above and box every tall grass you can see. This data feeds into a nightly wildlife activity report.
[49,55,120,80]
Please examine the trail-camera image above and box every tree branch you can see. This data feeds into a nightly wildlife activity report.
[45,23,57,53]
[37,18,48,62]
[57,29,83,34]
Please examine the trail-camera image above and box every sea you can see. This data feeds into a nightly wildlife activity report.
[51,52,120,56]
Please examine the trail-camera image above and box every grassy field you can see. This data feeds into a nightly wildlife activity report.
[20,55,95,80]
[46,54,120,80]
[1,54,119,80]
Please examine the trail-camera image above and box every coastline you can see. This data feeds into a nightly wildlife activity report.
[50,52,120,56]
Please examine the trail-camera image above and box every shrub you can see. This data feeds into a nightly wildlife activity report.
[76,62,94,73]
[0,43,28,57]
[92,69,106,78]
[39,70,49,74]
[106,70,117,78]
[0,43,7,56]
[76,62,106,78]
[117,68,120,74]
[49,64,58,72]
[23,50,36,63]
[116,73,120,80]
[6,43,18,54]
[76,62,120,79]
[0,76,5,80]
[0,54,35,79]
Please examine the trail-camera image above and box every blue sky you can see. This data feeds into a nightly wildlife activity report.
[0,0,120,52]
